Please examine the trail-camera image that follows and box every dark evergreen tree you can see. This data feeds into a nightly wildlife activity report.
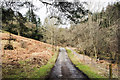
[37,18,41,27]
[25,7,37,24]
[15,11,27,36]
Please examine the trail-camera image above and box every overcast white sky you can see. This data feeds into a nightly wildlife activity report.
[19,0,119,28]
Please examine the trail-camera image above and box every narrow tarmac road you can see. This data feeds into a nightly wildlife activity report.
[47,48,89,80]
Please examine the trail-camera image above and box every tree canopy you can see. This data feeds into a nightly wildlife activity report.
[39,0,89,24]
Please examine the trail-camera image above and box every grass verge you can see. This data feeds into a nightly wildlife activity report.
[31,50,58,78]
[66,49,107,80]
[2,49,58,80]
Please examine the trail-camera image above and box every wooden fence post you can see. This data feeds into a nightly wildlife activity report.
[109,64,112,80]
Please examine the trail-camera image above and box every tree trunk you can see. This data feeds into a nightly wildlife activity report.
[17,29,20,36]
[94,45,97,59]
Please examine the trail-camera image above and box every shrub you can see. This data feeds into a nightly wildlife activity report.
[20,40,26,48]
[4,44,13,50]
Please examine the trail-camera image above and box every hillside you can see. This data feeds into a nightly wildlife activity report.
[1,1,120,79]
[1,32,55,78]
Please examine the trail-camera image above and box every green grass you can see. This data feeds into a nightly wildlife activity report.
[2,50,58,79]
[66,49,107,80]
[31,51,58,78]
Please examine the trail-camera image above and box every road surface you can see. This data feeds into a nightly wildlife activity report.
[47,48,89,80]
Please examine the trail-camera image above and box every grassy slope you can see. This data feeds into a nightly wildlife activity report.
[1,32,58,79]
[30,50,58,78]
[3,50,58,79]
[66,49,107,80]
